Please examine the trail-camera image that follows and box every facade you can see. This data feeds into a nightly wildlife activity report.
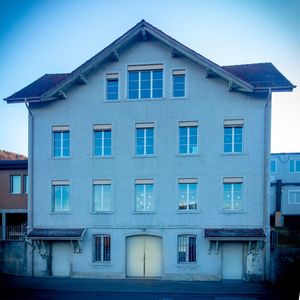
[4,21,295,280]
[0,160,28,240]
[270,153,300,228]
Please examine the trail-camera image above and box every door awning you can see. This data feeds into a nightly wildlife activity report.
[27,228,86,241]
[204,228,266,241]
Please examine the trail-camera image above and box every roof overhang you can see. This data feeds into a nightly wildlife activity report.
[27,228,86,241]
[204,228,266,241]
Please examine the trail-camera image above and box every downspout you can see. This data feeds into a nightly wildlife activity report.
[263,89,272,281]
[24,98,34,276]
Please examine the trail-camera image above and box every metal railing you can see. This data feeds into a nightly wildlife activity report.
[5,225,26,241]
[271,228,300,248]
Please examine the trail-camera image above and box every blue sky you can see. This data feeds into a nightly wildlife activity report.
[0,0,299,155]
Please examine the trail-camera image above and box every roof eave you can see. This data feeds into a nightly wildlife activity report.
[4,96,42,104]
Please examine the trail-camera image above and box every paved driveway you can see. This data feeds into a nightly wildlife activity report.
[0,275,297,300]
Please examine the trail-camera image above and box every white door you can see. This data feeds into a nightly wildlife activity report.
[52,242,71,276]
[127,235,162,277]
[222,242,243,280]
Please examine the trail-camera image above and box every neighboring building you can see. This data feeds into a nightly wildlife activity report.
[0,160,28,240]
[4,20,295,280]
[270,153,300,229]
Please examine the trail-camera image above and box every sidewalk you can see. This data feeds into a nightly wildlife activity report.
[0,274,283,297]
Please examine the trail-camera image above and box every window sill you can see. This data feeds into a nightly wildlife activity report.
[176,262,198,266]
[220,210,245,214]
[221,152,247,156]
[176,154,200,157]
[127,98,166,102]
[132,211,156,215]
[91,156,114,160]
[50,156,72,160]
[176,210,200,214]
[49,211,72,215]
[133,155,157,159]
[90,262,112,266]
[169,96,188,100]
[90,211,113,215]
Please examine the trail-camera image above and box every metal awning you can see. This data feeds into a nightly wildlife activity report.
[204,228,266,241]
[27,228,86,240]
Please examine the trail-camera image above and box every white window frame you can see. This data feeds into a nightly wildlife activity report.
[134,179,154,212]
[51,180,70,212]
[172,69,186,98]
[135,123,155,156]
[52,125,70,157]
[10,175,21,194]
[177,235,197,263]
[224,119,244,153]
[288,189,300,204]
[93,124,112,157]
[178,178,198,211]
[93,234,111,262]
[223,177,243,211]
[179,121,198,154]
[92,179,112,212]
[106,73,119,100]
[289,159,300,173]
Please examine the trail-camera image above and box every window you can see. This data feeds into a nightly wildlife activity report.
[93,124,112,157]
[136,123,154,155]
[270,159,277,173]
[52,181,70,212]
[93,235,111,262]
[173,70,185,97]
[93,180,112,212]
[178,178,197,210]
[10,175,21,194]
[289,159,300,173]
[178,235,196,263]
[128,64,163,99]
[135,179,154,212]
[224,120,243,153]
[52,126,70,157]
[24,175,28,194]
[288,190,300,204]
[106,73,118,100]
[223,178,243,211]
[179,121,198,154]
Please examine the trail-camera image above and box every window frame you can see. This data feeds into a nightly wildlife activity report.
[51,180,70,212]
[223,120,244,154]
[270,159,277,173]
[135,123,155,156]
[222,177,243,211]
[288,189,300,205]
[177,234,197,263]
[52,126,70,158]
[93,124,112,157]
[10,175,21,194]
[93,234,111,263]
[172,69,186,98]
[127,64,163,100]
[179,121,199,155]
[23,175,28,194]
[106,73,119,101]
[92,179,112,212]
[289,159,300,173]
[134,179,155,212]
[177,178,198,211]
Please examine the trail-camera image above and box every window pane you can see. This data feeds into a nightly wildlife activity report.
[188,236,196,262]
[296,160,300,172]
[290,160,294,172]
[107,79,118,100]
[93,185,102,211]
[11,175,21,194]
[178,184,187,210]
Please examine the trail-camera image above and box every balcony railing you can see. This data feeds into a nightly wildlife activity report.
[0,225,26,241]
[271,228,300,248]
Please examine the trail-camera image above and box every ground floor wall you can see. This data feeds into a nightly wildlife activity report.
[31,228,265,281]
[0,241,27,275]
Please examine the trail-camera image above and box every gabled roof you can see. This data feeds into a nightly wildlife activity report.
[4,20,295,103]
[222,63,295,91]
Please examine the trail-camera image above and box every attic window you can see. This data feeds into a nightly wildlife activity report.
[128,64,163,99]
[106,73,118,100]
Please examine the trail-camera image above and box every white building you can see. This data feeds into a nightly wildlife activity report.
[4,20,295,280]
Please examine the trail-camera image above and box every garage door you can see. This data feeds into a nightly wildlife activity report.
[127,235,162,277]
[222,242,243,279]
[52,242,71,276]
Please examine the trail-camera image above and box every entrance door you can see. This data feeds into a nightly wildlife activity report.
[127,235,162,277]
[52,242,71,276]
[222,242,243,279]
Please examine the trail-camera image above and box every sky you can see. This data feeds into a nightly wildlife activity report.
[0,0,299,156]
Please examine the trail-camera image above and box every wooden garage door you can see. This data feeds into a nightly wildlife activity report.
[222,242,243,279]
[52,242,71,277]
[127,235,162,277]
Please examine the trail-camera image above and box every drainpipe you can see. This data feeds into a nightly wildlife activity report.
[24,98,34,276]
[263,89,272,281]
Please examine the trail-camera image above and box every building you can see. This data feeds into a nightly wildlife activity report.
[4,20,295,280]
[0,160,28,240]
[270,153,300,229]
